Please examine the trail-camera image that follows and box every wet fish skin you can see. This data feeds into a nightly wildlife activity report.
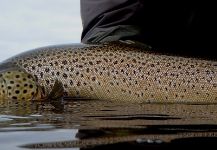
[0,41,217,103]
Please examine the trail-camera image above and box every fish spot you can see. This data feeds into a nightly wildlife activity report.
[166,63,171,67]
[87,53,92,56]
[23,64,28,68]
[62,60,67,65]
[141,62,146,66]
[24,84,28,87]
[63,73,68,79]
[10,81,14,84]
[45,80,50,84]
[78,65,83,68]
[23,90,27,94]
[109,53,113,56]
[31,66,36,70]
[40,72,44,78]
[29,84,33,88]
[113,61,118,65]
[45,68,50,72]
[76,81,81,86]
[54,61,59,66]
[103,58,108,62]
[121,89,126,93]
[23,78,27,81]
[15,90,20,94]
[76,90,80,95]
[12,96,17,100]
[150,64,156,67]
[96,60,102,64]
[27,75,32,79]
[8,86,12,89]
[90,86,93,91]
[37,64,42,67]
[91,77,96,81]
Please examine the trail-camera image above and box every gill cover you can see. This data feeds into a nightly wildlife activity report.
[0,69,43,101]
[0,76,7,101]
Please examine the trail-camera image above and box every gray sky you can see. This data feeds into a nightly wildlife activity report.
[0,0,82,61]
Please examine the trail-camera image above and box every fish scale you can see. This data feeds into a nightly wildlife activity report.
[0,41,217,103]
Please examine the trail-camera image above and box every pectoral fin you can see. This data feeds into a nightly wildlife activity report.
[44,80,65,111]
[47,79,64,100]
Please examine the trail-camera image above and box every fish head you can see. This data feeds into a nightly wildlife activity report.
[0,69,46,101]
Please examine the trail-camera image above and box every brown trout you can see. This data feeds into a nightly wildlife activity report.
[0,41,217,103]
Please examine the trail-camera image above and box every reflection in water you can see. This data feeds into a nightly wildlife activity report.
[1,99,217,149]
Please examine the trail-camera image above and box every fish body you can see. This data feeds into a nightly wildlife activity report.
[0,41,217,103]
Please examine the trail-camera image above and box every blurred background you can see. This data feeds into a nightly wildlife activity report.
[0,0,82,61]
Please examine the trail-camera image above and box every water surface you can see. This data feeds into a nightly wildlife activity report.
[1,99,217,149]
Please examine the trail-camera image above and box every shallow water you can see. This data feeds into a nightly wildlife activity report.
[1,99,217,149]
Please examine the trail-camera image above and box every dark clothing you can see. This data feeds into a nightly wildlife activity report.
[80,1,217,58]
